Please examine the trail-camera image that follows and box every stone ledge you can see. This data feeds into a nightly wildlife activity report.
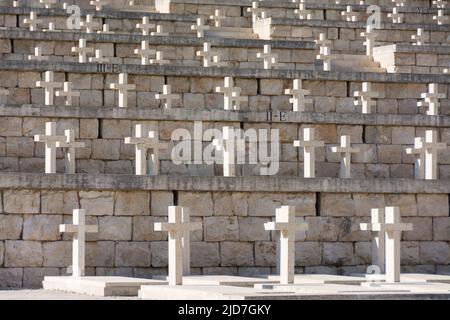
[1,104,449,127]
[1,60,449,83]
[0,173,448,193]
[374,44,450,55]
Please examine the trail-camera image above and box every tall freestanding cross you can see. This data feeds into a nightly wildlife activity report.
[285,79,312,112]
[341,6,358,21]
[361,25,378,56]
[315,33,333,71]
[433,9,449,25]
[411,28,427,46]
[60,209,98,277]
[213,126,236,177]
[155,85,180,109]
[423,130,447,180]
[28,47,49,62]
[110,73,136,108]
[406,137,425,179]
[388,7,404,23]
[294,128,324,178]
[209,9,226,27]
[81,14,100,33]
[417,83,445,116]
[295,0,312,20]
[23,12,43,31]
[191,17,210,38]
[360,208,386,273]
[90,0,108,11]
[34,122,66,174]
[36,71,62,106]
[134,40,156,65]
[71,39,94,63]
[264,206,308,284]
[125,124,168,175]
[216,77,247,110]
[354,82,379,114]
[247,1,265,23]
[136,16,155,35]
[196,42,226,67]
[154,206,202,285]
[331,135,360,178]
[55,82,80,106]
[55,129,85,174]
[257,45,280,70]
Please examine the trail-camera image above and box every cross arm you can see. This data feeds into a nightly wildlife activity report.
[34,134,66,143]
[59,224,98,233]
[154,222,203,232]
[264,221,308,232]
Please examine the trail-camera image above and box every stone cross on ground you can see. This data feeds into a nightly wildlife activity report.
[417,83,445,116]
[28,46,49,62]
[150,51,169,65]
[213,127,236,177]
[39,0,58,8]
[293,128,324,178]
[60,209,98,277]
[125,124,168,175]
[354,82,379,114]
[423,130,447,180]
[55,129,85,174]
[110,73,136,108]
[406,137,425,179]
[36,71,62,106]
[23,11,42,31]
[360,208,386,273]
[89,49,110,64]
[433,9,449,25]
[71,39,94,63]
[151,25,169,36]
[264,206,308,285]
[34,122,66,174]
[134,40,156,65]
[257,45,281,69]
[285,79,312,112]
[361,25,378,56]
[196,42,226,67]
[341,6,358,21]
[247,1,265,23]
[411,28,427,46]
[55,82,80,106]
[154,206,202,285]
[315,33,332,71]
[209,9,226,27]
[155,85,180,109]
[388,7,403,23]
[136,16,155,36]
[295,0,312,20]
[331,135,360,178]
[191,17,210,38]
[90,0,108,11]
[81,14,100,33]
[216,77,248,110]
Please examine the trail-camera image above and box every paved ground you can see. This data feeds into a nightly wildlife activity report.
[0,289,138,300]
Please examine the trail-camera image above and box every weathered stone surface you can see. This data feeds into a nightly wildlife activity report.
[220,242,254,267]
[0,268,23,288]
[238,217,271,241]
[295,242,322,266]
[79,191,114,216]
[151,191,174,216]
[338,217,371,241]
[0,117,22,137]
[133,216,167,241]
[354,241,371,265]
[386,194,417,216]
[179,192,213,216]
[80,119,99,139]
[86,241,115,267]
[417,194,449,217]
[0,241,3,266]
[98,216,132,240]
[254,241,276,267]
[114,191,150,216]
[150,241,168,267]
[204,216,239,241]
[353,194,386,216]
[3,190,39,214]
[41,191,78,215]
[91,139,121,160]
[402,217,432,241]
[305,217,340,241]
[23,267,60,289]
[248,193,283,216]
[321,193,355,216]
[115,242,151,267]
[0,215,22,240]
[23,215,62,241]
[191,242,220,267]
[42,241,71,267]
[322,243,354,266]
[433,217,450,241]
[401,241,419,265]
[419,242,450,265]
[4,241,43,267]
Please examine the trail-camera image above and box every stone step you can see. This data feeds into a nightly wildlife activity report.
[205,27,257,39]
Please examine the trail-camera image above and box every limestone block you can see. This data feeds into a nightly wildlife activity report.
[151,191,174,216]
[101,120,132,139]
[114,191,150,216]
[0,268,23,289]
[4,241,43,267]
[354,242,371,265]
[191,242,220,267]
[0,215,23,240]
[204,216,239,241]
[295,242,322,266]
[282,193,316,216]
[41,191,78,215]
[150,241,168,268]
[23,215,62,241]
[433,217,450,241]
[365,126,392,144]
[239,217,271,241]
[337,125,363,143]
[402,217,432,241]
[0,117,22,136]
[212,192,233,216]
[98,216,132,241]
[220,242,254,267]
[183,93,205,109]
[0,38,11,54]
[353,144,376,164]
[80,90,103,107]
[392,127,415,145]
[305,217,340,241]
[301,124,337,144]
[85,241,115,267]
[0,71,18,87]
[417,194,449,217]
[353,194,386,216]
[5,137,34,158]
[419,242,450,265]
[167,76,190,93]
[325,81,346,97]
[386,194,417,216]
[23,267,60,289]
[115,242,151,267]
[91,140,121,160]
[271,123,298,143]
[235,79,258,96]
[79,191,114,216]
[191,77,213,93]
[42,241,71,267]
[231,193,248,216]
[248,193,283,216]
[133,216,167,241]
[18,72,41,88]
[416,54,437,67]
[67,74,92,90]
[3,190,39,214]
[322,243,354,266]
[401,241,419,265]
[377,145,402,164]
[260,79,284,96]
[321,193,355,216]
[304,266,337,275]
[179,192,213,216]
[314,96,335,113]
[254,241,276,267]
[338,217,371,242]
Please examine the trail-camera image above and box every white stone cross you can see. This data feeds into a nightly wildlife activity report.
[151,25,169,36]
[215,77,248,110]
[191,17,210,38]
[423,130,447,180]
[39,0,58,8]
[315,33,332,71]
[55,129,85,174]
[89,49,110,64]
[136,16,155,36]
[36,71,62,106]
[354,82,379,114]
[150,51,169,65]
[43,22,58,32]
[417,83,445,116]
[81,14,100,33]
[331,135,360,178]
[294,0,312,20]
[97,24,114,34]
[209,9,226,27]
[155,85,180,109]
[110,73,136,108]
[55,82,80,106]
[341,6,358,21]
[293,128,324,178]
[360,208,386,273]
[388,7,404,24]
[392,0,405,6]
[196,42,226,67]
[34,122,66,174]
[247,1,265,23]
[23,11,43,31]
[134,40,156,65]
[90,0,108,11]
[28,46,49,62]
[125,124,168,175]
[213,127,236,177]
[181,207,195,276]
[361,25,378,56]
[257,44,281,70]
[71,39,94,63]
[411,28,427,46]
[154,206,202,285]
[60,209,98,277]
[406,137,426,179]
[264,206,308,285]
[433,0,447,8]
[433,9,449,25]
[285,79,311,112]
